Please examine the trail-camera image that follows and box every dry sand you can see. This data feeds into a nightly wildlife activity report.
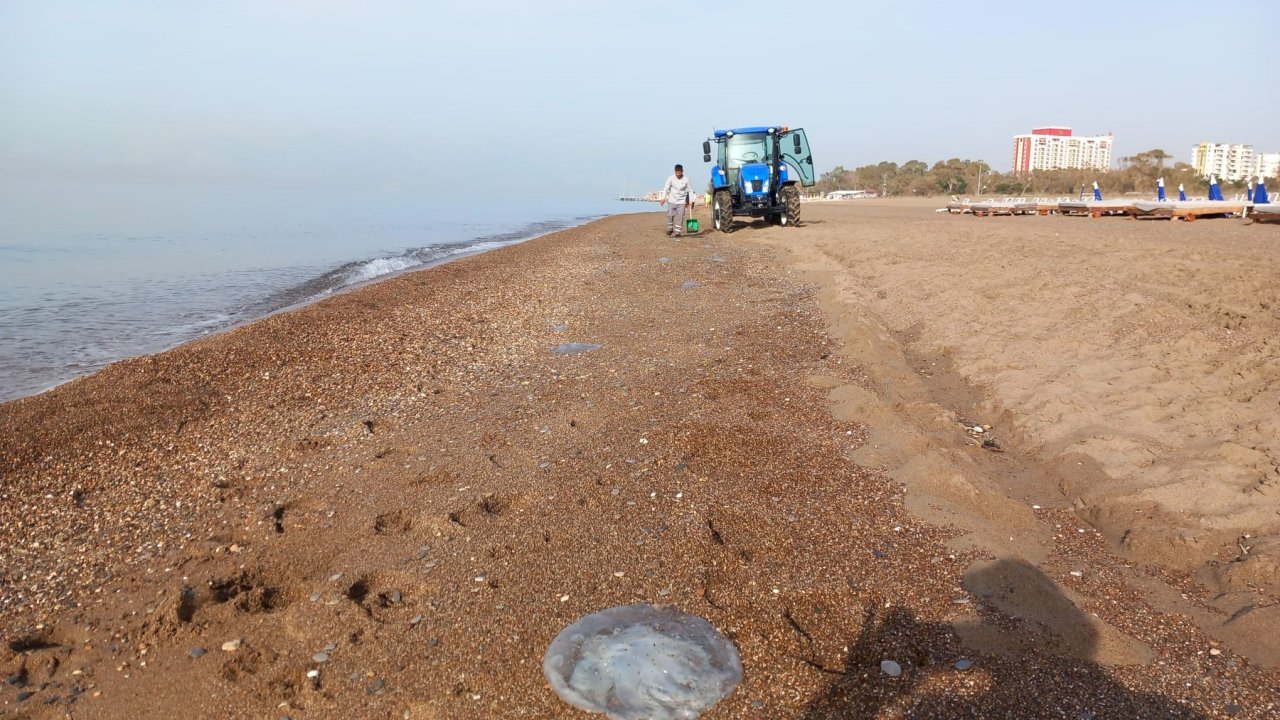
[1,205,1277,718]
[757,200,1280,646]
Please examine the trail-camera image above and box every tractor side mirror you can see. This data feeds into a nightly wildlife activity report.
[793,135,802,152]
[703,154,711,163]
[702,141,711,155]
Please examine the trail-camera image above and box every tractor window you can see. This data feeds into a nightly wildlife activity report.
[780,128,815,186]
[724,133,771,169]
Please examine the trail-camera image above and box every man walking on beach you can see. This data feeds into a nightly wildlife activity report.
[660,164,694,237]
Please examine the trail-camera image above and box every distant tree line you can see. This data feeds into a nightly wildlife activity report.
[815,149,1276,198]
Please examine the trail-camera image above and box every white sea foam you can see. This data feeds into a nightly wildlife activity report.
[346,256,420,284]
[0,211,611,402]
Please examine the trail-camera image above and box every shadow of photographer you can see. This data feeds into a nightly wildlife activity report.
[801,557,1206,719]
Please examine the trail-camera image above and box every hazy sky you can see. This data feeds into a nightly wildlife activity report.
[2,0,1277,233]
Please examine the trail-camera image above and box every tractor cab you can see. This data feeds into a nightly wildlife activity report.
[702,126,814,232]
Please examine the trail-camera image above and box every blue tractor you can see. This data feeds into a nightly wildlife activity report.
[702,125,814,232]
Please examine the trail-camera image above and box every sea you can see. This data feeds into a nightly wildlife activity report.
[0,195,642,404]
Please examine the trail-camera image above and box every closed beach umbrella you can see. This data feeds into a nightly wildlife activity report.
[1178,183,1187,201]
[1157,177,1166,202]
[1256,178,1270,205]
[1246,181,1254,202]
[1209,175,1222,201]
[1092,181,1102,201]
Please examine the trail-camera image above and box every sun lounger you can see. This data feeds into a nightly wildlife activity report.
[1014,198,1064,216]
[971,199,1017,217]
[1059,199,1132,217]
[1128,200,1256,221]
[1168,200,1252,221]
[1127,201,1175,219]
[1247,203,1280,223]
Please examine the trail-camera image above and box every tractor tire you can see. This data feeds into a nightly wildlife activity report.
[780,185,801,226]
[713,189,734,233]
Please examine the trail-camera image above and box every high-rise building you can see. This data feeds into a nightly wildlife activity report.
[1011,127,1113,173]
[1252,152,1280,181]
[1191,143,1254,182]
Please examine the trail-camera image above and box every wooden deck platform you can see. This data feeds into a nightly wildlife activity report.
[971,200,1017,217]
[945,197,1268,224]
[1248,204,1280,224]
[1127,200,1254,220]
[1014,200,1065,216]
[1058,200,1132,217]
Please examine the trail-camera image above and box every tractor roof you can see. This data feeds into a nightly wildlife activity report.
[713,126,785,137]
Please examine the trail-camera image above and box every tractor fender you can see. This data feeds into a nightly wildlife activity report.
[710,164,730,190]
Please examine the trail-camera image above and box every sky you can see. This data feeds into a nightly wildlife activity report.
[1,0,1277,235]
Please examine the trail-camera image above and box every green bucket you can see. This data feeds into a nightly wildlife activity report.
[686,216,699,233]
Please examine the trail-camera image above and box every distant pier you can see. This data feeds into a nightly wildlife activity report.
[618,192,661,202]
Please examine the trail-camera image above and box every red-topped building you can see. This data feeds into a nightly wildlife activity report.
[1012,127,1113,173]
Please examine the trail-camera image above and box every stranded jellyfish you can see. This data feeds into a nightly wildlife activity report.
[551,342,602,355]
[543,604,742,720]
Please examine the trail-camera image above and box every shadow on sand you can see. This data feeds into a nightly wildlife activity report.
[801,558,1206,719]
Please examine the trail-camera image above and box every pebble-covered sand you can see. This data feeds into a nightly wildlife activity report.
[1,208,1277,718]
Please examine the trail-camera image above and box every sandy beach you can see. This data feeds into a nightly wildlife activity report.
[2,204,1279,718]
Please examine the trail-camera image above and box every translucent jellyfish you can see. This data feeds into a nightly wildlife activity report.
[543,604,742,720]
[551,342,602,356]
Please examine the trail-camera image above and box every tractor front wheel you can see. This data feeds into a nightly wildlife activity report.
[713,190,734,233]
[780,185,801,226]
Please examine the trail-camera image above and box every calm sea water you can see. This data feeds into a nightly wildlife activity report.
[0,197,645,403]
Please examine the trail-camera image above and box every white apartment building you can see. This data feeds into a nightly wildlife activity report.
[1012,127,1113,173]
[1191,143,1254,182]
[1252,152,1280,181]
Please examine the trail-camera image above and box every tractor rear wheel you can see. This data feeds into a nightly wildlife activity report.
[780,185,801,226]
[713,189,734,233]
